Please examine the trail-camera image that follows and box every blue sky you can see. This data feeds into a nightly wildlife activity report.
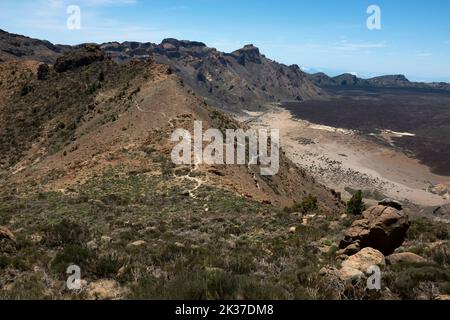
[1,0,450,82]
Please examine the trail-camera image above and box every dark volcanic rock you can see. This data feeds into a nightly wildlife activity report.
[162,38,206,49]
[1,30,325,113]
[230,44,262,65]
[97,39,326,112]
[54,44,105,73]
[378,198,403,211]
[37,63,50,80]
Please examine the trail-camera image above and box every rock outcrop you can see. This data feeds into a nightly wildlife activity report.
[339,205,410,256]
[230,44,262,65]
[378,198,403,211]
[339,247,385,282]
[0,226,16,242]
[54,44,105,73]
[386,252,427,265]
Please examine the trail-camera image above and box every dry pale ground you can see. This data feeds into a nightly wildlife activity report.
[240,107,450,209]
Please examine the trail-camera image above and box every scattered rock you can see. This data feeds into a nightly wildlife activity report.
[180,190,190,196]
[205,267,225,275]
[0,226,16,242]
[378,198,403,211]
[33,266,42,273]
[29,233,42,243]
[386,252,427,265]
[174,242,185,248]
[79,280,89,290]
[87,240,98,250]
[319,245,332,254]
[87,280,124,300]
[226,239,236,249]
[336,242,360,258]
[319,266,340,277]
[339,205,410,255]
[101,236,112,244]
[329,221,340,230]
[339,266,364,283]
[342,248,386,271]
[339,248,385,282]
[129,240,146,247]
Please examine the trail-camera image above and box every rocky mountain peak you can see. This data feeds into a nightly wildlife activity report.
[289,64,301,72]
[161,38,207,49]
[393,74,409,81]
[230,44,262,65]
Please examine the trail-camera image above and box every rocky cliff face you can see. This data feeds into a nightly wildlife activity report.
[100,39,326,113]
[0,30,326,114]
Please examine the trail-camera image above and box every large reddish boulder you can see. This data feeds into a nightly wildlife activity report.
[339,205,410,256]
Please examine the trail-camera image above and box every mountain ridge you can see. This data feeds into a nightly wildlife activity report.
[307,71,450,91]
[0,42,342,211]
[99,39,326,112]
[0,29,325,113]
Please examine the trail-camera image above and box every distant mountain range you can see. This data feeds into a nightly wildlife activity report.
[100,40,327,112]
[0,29,324,113]
[1,28,449,113]
[307,72,450,91]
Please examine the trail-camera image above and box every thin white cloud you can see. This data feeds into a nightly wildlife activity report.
[30,0,137,18]
[416,52,433,57]
[335,40,387,51]
[5,0,157,44]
